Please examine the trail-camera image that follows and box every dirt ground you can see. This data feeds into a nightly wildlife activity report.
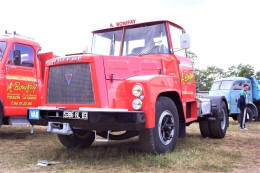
[0,119,259,173]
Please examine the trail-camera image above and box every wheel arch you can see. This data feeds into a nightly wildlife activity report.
[204,95,229,127]
[247,103,258,118]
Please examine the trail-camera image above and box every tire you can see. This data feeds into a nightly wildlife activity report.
[246,108,253,123]
[209,101,229,138]
[139,96,179,154]
[238,108,253,123]
[58,129,95,148]
[232,115,238,121]
[199,120,211,138]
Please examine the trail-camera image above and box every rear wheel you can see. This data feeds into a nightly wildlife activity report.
[209,101,229,138]
[238,108,253,123]
[199,120,211,138]
[139,96,179,154]
[58,129,95,148]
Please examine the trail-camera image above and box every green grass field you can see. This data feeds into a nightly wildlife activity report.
[0,119,259,173]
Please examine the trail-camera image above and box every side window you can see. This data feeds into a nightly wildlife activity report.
[7,44,34,67]
[233,81,243,90]
[169,25,186,57]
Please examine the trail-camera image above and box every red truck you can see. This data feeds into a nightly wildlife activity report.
[28,19,229,154]
[0,32,54,127]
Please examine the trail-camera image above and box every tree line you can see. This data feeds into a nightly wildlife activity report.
[188,51,260,91]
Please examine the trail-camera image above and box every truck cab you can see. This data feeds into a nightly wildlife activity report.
[28,19,229,154]
[0,32,54,126]
[209,77,260,121]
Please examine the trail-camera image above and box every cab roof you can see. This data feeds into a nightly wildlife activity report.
[92,18,185,33]
[0,34,40,47]
[215,77,250,82]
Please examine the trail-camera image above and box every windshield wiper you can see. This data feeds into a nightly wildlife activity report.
[138,40,162,56]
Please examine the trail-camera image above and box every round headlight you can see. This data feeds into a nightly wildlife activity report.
[132,85,143,97]
[132,98,142,110]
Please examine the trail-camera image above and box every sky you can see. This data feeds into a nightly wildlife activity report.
[1,0,260,72]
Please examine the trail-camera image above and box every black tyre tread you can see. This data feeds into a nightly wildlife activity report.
[209,102,228,139]
[58,130,95,149]
[139,96,179,154]
[58,134,78,148]
[238,108,253,123]
[199,120,211,138]
[246,108,253,123]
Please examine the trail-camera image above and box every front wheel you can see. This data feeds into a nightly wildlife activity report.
[139,96,179,154]
[58,129,95,148]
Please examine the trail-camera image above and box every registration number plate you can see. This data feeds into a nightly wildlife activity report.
[63,111,88,120]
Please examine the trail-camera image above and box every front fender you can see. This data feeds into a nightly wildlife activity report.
[125,75,181,128]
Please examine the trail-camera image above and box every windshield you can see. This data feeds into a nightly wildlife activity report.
[210,80,233,91]
[0,41,7,61]
[123,23,169,56]
[92,30,122,56]
[210,81,221,91]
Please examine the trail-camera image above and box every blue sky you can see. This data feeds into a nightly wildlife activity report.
[1,0,260,72]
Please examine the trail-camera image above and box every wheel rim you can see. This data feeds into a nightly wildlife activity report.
[221,109,226,130]
[158,110,175,145]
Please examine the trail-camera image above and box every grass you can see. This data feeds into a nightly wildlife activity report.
[0,119,259,173]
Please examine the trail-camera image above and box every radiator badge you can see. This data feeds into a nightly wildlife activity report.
[65,74,72,85]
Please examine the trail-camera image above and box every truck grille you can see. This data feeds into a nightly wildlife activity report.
[47,63,95,104]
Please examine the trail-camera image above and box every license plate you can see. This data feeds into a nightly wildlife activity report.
[63,111,88,120]
[29,109,40,120]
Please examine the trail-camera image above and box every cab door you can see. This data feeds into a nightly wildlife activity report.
[5,43,39,116]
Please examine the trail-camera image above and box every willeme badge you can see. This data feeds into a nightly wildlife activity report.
[65,74,72,85]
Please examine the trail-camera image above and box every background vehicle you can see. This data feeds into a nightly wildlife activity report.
[209,77,260,122]
[0,32,55,127]
[28,19,229,154]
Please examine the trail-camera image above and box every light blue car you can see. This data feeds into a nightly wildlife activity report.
[209,77,260,121]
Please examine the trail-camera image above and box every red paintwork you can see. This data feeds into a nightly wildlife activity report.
[41,20,197,128]
[0,36,55,117]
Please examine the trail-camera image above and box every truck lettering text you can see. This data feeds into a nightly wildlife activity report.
[7,82,37,93]
[181,71,194,86]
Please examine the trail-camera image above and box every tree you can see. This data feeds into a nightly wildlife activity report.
[256,71,260,81]
[187,51,197,65]
[194,66,224,91]
[237,64,254,77]
[226,65,238,77]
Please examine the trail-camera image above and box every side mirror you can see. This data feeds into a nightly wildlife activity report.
[13,50,21,65]
[180,34,190,49]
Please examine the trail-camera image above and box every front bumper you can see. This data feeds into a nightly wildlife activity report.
[27,107,146,131]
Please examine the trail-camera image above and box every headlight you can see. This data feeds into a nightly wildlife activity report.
[132,98,142,110]
[132,85,143,97]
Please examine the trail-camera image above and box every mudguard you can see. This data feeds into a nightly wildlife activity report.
[204,96,229,126]
[247,103,258,118]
